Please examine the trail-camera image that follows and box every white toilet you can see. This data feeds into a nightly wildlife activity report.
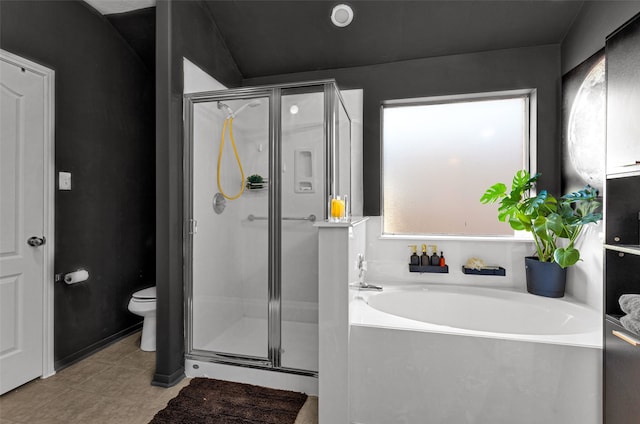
[127,286,156,351]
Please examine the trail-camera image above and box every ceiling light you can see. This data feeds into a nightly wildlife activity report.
[331,4,354,28]
[290,105,299,115]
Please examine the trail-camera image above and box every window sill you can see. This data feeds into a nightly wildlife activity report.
[378,233,535,243]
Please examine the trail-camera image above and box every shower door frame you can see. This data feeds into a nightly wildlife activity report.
[183,80,348,377]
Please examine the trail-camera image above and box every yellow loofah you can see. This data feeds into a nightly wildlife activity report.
[465,257,486,270]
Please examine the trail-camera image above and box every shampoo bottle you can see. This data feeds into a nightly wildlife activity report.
[409,245,420,265]
[420,244,429,266]
[439,251,446,267]
[430,245,440,266]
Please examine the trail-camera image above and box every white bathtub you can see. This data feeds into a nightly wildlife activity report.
[349,284,602,424]
[354,284,601,346]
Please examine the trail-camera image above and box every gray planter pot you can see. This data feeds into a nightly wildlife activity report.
[524,256,567,298]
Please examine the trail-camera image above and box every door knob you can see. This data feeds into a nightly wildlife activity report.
[27,236,46,247]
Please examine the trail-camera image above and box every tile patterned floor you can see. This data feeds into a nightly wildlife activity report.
[0,332,318,424]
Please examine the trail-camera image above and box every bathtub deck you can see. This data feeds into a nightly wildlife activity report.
[348,284,602,424]
[351,284,602,348]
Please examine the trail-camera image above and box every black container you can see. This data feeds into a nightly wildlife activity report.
[524,256,567,298]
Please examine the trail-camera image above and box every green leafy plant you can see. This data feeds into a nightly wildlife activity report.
[480,170,602,268]
[246,174,264,189]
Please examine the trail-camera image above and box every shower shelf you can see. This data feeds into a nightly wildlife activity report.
[462,266,506,276]
[409,264,449,274]
[246,177,269,191]
[246,182,268,191]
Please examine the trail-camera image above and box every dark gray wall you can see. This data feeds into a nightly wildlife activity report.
[107,7,156,73]
[154,0,242,387]
[245,44,562,215]
[0,0,155,368]
[561,0,640,74]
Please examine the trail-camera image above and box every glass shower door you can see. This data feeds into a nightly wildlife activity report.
[186,80,348,376]
[279,87,326,372]
[336,89,352,208]
[189,94,271,362]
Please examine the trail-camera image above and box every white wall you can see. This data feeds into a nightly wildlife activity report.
[364,216,534,290]
[280,91,325,322]
[565,223,604,309]
[191,101,248,348]
[317,218,369,424]
[362,216,602,310]
[183,57,227,93]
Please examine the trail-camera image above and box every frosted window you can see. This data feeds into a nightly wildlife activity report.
[382,94,530,236]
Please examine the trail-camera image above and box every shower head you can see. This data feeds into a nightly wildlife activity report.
[217,102,233,116]
[217,99,262,118]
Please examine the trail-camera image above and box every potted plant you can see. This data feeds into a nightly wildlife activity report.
[480,170,602,297]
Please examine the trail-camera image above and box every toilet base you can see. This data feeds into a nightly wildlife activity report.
[140,315,156,352]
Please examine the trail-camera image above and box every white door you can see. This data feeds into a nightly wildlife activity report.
[0,53,50,394]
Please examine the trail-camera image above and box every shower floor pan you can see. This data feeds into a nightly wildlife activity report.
[197,317,318,373]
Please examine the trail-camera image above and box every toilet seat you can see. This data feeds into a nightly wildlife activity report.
[132,286,156,301]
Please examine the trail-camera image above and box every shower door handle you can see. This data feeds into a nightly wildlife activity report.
[188,219,198,235]
[613,330,640,347]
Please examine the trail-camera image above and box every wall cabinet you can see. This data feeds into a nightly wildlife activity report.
[603,12,640,424]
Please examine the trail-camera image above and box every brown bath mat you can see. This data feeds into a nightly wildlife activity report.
[150,378,308,424]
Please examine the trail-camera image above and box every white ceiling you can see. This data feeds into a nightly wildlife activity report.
[83,0,155,15]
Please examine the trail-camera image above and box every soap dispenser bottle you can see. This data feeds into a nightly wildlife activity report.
[439,251,446,267]
[430,245,440,266]
[420,244,429,266]
[409,245,420,265]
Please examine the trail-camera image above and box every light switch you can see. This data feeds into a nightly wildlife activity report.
[59,172,71,190]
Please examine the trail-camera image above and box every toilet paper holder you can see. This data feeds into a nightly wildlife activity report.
[55,269,90,284]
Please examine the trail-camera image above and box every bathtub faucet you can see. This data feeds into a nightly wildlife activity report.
[357,253,367,282]
[352,254,382,291]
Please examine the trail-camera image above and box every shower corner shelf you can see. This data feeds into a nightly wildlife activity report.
[409,264,449,274]
[246,183,268,191]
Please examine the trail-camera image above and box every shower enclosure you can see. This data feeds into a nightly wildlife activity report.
[184,80,351,378]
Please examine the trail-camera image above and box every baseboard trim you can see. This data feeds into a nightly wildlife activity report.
[152,367,186,388]
[54,322,143,371]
